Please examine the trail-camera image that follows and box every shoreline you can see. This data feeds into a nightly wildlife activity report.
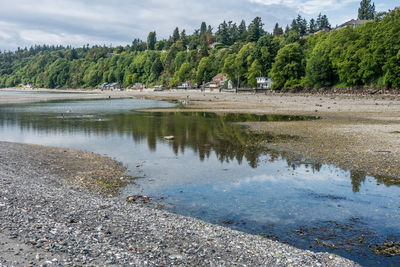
[0,141,357,266]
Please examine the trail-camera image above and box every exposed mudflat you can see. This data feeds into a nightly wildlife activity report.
[0,141,358,266]
[128,90,400,179]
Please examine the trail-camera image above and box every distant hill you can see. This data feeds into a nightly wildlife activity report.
[0,10,399,90]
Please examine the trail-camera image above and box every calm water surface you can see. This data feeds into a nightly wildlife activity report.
[0,90,90,95]
[0,97,399,266]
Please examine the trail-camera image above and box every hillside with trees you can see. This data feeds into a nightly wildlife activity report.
[0,1,399,90]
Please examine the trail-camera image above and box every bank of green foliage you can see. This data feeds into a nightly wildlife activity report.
[0,10,399,90]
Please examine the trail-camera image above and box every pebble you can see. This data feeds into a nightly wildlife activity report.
[0,141,359,266]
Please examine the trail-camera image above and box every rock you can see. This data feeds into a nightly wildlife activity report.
[126,195,153,204]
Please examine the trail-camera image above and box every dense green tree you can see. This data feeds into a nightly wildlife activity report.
[273,23,283,36]
[270,42,305,89]
[306,42,336,87]
[175,62,194,82]
[358,0,375,20]
[247,59,262,87]
[309,19,317,33]
[247,17,264,42]
[234,42,255,85]
[147,31,157,50]
[316,13,330,30]
[222,54,237,84]
[172,27,180,43]
[151,57,163,79]
[196,56,212,84]
[200,22,207,36]
[155,40,166,51]
[1,11,400,90]
[180,30,188,47]
[216,21,234,45]
[253,34,278,74]
[132,39,145,51]
[238,20,248,41]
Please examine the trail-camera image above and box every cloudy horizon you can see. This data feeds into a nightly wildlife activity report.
[0,0,397,51]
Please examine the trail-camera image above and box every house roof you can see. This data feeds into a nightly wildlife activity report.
[339,19,368,28]
[212,73,227,82]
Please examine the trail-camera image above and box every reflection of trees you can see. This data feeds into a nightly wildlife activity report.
[350,170,400,192]
[350,170,367,192]
[0,110,306,168]
[5,108,399,193]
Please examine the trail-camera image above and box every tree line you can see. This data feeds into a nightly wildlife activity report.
[1,1,398,90]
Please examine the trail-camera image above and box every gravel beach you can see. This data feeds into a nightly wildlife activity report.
[0,141,359,266]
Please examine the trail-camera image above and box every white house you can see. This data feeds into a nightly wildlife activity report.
[256,77,273,89]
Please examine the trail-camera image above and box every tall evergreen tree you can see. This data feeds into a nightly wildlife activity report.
[309,19,317,34]
[238,20,247,41]
[132,39,144,51]
[207,25,213,34]
[316,13,330,30]
[216,21,230,45]
[172,27,180,43]
[228,21,239,44]
[146,31,156,50]
[285,25,290,34]
[358,0,375,20]
[200,22,207,36]
[273,23,283,36]
[290,19,298,33]
[180,30,188,47]
[247,17,264,42]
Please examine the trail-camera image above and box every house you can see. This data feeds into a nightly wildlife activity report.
[178,80,195,89]
[102,82,121,90]
[337,19,368,29]
[256,77,273,89]
[132,83,146,90]
[209,42,222,49]
[105,53,118,58]
[210,73,228,88]
[99,83,109,90]
[314,26,331,34]
[153,85,164,91]
[25,83,35,89]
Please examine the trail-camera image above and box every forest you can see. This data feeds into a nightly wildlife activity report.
[0,3,399,90]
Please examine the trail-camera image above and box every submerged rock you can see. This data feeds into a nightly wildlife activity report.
[126,195,152,204]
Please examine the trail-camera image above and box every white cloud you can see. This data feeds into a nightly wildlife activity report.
[250,0,359,14]
[0,0,394,51]
[0,0,297,50]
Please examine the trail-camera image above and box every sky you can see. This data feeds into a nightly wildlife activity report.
[0,0,397,51]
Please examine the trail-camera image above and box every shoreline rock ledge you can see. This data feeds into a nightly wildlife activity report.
[0,141,359,266]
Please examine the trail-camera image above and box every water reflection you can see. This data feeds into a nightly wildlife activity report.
[0,106,311,168]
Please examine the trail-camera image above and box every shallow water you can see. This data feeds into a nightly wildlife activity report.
[0,89,90,95]
[0,98,399,266]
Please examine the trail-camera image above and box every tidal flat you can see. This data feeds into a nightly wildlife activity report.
[0,88,399,265]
